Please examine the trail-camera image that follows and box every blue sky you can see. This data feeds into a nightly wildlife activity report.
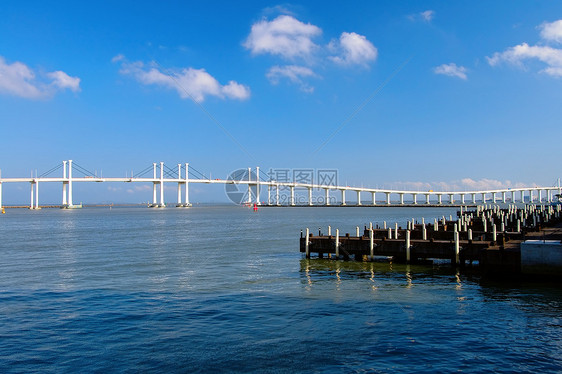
[1,1,562,203]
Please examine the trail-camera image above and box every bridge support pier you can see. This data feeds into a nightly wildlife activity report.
[151,163,157,207]
[267,185,271,206]
[481,193,486,204]
[341,189,346,206]
[290,186,295,206]
[159,162,165,207]
[512,191,515,203]
[29,180,40,210]
[413,194,417,205]
[529,190,533,203]
[325,188,330,206]
[438,194,442,205]
[502,192,506,204]
[68,160,73,207]
[35,181,39,209]
[425,194,430,204]
[60,159,77,208]
[538,190,542,203]
[247,168,252,205]
[386,192,390,205]
[184,163,190,207]
[176,164,182,207]
[472,193,476,204]
[308,188,313,206]
[492,192,496,204]
[276,185,280,206]
[461,194,465,204]
[449,194,454,204]
[62,160,68,206]
[357,190,361,206]
[521,190,525,203]
[399,193,404,205]
[372,192,376,205]
[30,182,34,209]
[256,167,260,205]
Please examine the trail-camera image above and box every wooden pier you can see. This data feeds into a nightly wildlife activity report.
[300,204,562,275]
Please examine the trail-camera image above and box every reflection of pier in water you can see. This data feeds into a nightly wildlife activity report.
[299,259,467,291]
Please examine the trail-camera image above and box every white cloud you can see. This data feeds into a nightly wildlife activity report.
[266,65,317,92]
[262,5,295,17]
[384,178,529,192]
[408,10,435,23]
[244,15,378,91]
[488,20,562,77]
[433,63,468,80]
[126,185,151,193]
[487,43,562,77]
[222,81,251,99]
[243,15,322,60]
[47,71,81,92]
[329,32,378,66]
[111,54,125,63]
[116,57,250,102]
[420,10,435,22]
[0,56,80,99]
[539,19,562,43]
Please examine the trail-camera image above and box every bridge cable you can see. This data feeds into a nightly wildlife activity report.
[188,166,209,180]
[39,163,63,178]
[132,165,155,178]
[72,162,96,177]
[162,164,178,179]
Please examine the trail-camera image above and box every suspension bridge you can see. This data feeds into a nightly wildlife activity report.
[0,160,560,209]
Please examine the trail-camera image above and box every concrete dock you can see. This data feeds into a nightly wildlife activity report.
[300,204,562,276]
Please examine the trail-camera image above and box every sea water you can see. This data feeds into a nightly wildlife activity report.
[0,206,560,373]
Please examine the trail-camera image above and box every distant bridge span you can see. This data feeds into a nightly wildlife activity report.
[0,160,560,209]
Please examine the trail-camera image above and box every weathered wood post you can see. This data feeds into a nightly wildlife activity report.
[406,230,411,263]
[305,228,310,258]
[335,229,340,258]
[454,231,460,265]
[369,228,374,259]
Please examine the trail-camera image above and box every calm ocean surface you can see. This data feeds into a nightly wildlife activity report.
[0,206,561,373]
